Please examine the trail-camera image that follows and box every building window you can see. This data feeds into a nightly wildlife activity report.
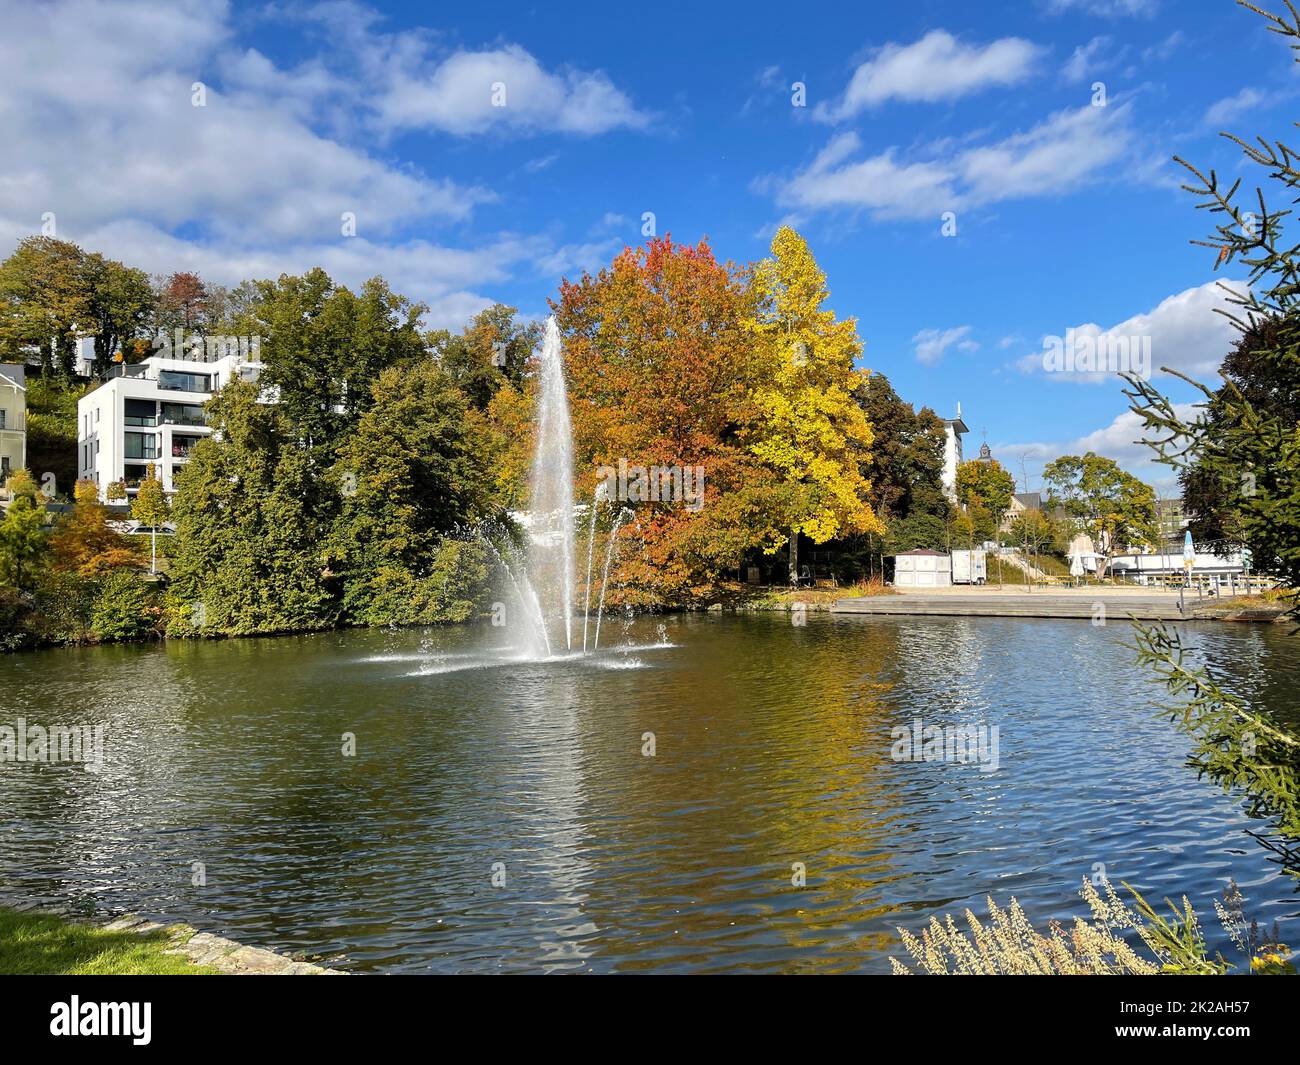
[161,402,206,426]
[124,432,159,460]
[123,464,150,488]
[171,434,201,459]
[0,409,6,429]
[158,370,211,393]
[124,398,157,426]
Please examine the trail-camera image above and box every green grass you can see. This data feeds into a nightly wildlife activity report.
[0,907,217,975]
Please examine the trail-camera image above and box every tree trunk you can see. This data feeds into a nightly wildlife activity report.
[788,530,799,586]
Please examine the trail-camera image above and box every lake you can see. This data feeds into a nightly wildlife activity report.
[1,612,1297,973]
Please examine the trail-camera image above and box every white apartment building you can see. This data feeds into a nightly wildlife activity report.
[77,353,265,500]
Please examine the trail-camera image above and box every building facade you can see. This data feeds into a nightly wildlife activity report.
[940,403,968,503]
[0,363,27,484]
[77,353,264,500]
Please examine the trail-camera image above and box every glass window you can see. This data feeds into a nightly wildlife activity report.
[158,370,211,393]
[124,398,157,426]
[161,402,206,426]
[124,432,159,460]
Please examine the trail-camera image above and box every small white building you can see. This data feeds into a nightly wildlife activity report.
[77,352,265,500]
[893,549,952,587]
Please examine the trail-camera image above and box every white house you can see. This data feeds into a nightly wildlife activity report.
[0,362,26,484]
[940,403,968,503]
[77,352,265,500]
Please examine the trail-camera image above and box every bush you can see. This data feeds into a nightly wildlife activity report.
[31,570,98,643]
[90,570,159,643]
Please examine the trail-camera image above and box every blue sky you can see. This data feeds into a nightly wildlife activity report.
[2,0,1293,492]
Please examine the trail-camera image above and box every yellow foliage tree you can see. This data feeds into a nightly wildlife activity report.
[747,226,883,582]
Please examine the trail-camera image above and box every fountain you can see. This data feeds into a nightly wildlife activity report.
[470,318,656,665]
[520,317,578,655]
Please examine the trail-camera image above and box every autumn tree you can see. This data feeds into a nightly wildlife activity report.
[1044,453,1158,579]
[556,236,781,605]
[746,226,882,582]
[50,478,141,576]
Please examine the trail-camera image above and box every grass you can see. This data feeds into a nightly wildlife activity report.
[748,578,893,610]
[0,906,217,975]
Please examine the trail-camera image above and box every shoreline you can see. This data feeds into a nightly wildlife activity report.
[0,899,344,975]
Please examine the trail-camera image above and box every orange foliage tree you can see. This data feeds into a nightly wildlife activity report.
[555,236,790,605]
[49,479,142,576]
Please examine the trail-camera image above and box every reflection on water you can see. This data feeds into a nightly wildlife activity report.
[1,613,1297,973]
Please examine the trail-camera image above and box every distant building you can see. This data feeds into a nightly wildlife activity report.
[0,362,27,483]
[77,351,266,500]
[1001,491,1042,533]
[940,403,968,503]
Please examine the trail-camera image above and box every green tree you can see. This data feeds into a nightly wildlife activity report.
[956,458,1016,544]
[1121,2,1300,887]
[229,269,428,453]
[1009,507,1064,557]
[130,466,169,575]
[0,469,49,589]
[83,253,155,374]
[430,303,541,412]
[330,362,497,626]
[1044,453,1158,579]
[0,237,90,375]
[167,381,337,636]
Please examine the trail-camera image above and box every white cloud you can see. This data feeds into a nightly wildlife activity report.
[1205,88,1266,126]
[1044,0,1157,17]
[913,325,978,365]
[771,103,1133,221]
[374,44,650,136]
[0,0,646,331]
[998,404,1196,494]
[1062,36,1115,82]
[817,31,1043,120]
[1016,279,1250,383]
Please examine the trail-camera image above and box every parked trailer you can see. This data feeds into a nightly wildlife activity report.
[951,549,987,585]
[892,550,951,587]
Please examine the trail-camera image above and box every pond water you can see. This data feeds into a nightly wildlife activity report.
[1,613,1297,973]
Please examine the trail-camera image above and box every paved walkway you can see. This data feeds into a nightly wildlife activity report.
[832,587,1197,621]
